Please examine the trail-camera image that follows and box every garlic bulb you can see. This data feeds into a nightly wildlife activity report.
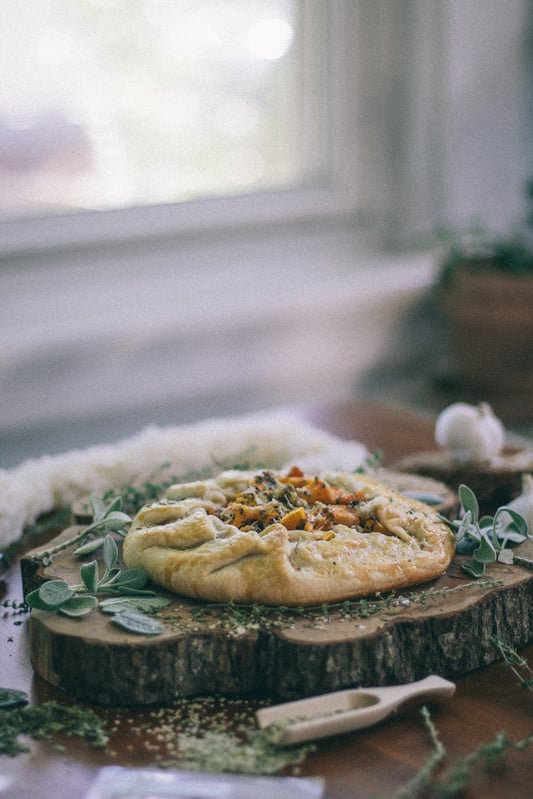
[502,474,533,530]
[434,402,505,463]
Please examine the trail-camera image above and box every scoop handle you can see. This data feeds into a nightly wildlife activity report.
[371,674,456,707]
[258,675,455,745]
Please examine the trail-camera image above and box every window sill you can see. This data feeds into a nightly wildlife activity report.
[0,219,439,465]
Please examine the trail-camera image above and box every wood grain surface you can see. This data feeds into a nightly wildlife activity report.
[3,400,533,799]
[21,527,533,706]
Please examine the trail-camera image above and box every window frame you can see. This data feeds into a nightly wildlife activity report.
[0,1,366,259]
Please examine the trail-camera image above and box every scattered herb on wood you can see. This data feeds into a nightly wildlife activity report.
[158,578,503,637]
[0,700,108,756]
[112,694,314,775]
[439,484,531,577]
[174,728,314,775]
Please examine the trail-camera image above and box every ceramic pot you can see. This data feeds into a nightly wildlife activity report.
[439,265,533,406]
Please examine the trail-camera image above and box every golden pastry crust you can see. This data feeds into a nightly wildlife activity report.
[122,467,455,606]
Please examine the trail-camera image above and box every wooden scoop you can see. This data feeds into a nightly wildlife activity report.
[256,675,455,745]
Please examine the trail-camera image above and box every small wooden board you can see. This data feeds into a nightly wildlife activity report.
[21,529,533,707]
[393,449,533,513]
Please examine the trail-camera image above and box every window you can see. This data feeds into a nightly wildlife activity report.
[0,0,352,253]
[2,1,527,258]
[1,0,331,216]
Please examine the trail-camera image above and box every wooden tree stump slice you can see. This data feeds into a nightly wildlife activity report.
[21,529,533,707]
[393,449,533,513]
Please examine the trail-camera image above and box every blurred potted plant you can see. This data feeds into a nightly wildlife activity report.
[436,201,533,421]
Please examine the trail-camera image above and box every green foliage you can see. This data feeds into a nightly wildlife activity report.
[38,493,132,565]
[437,224,533,285]
[0,688,28,709]
[0,700,108,756]
[25,530,170,634]
[439,484,530,577]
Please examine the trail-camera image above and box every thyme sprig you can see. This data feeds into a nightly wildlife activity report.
[489,635,533,690]
[440,484,530,577]
[381,707,533,799]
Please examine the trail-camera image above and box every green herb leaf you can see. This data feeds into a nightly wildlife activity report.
[102,567,122,584]
[102,511,132,532]
[457,510,475,540]
[458,484,479,525]
[496,507,529,539]
[59,595,98,617]
[107,568,149,590]
[80,560,99,593]
[462,558,486,578]
[38,580,74,609]
[111,609,165,635]
[90,493,107,522]
[74,537,106,557]
[103,495,123,515]
[99,595,171,614]
[112,586,158,597]
[473,534,497,564]
[24,588,57,612]
[0,687,28,708]
[102,535,118,570]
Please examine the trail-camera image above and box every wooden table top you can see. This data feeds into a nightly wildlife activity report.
[2,400,533,799]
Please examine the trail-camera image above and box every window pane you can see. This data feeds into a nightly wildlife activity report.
[0,0,327,220]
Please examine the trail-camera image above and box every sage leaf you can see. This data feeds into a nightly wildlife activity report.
[458,484,479,525]
[90,493,107,522]
[457,510,475,540]
[25,587,57,611]
[99,596,171,614]
[39,580,74,608]
[0,687,28,708]
[109,568,149,590]
[59,595,98,617]
[102,511,132,532]
[101,567,122,584]
[455,537,477,555]
[496,507,529,538]
[111,609,166,636]
[113,586,158,596]
[80,560,99,594]
[74,537,106,557]
[473,534,497,564]
[104,495,123,515]
[103,535,118,570]
[462,558,486,578]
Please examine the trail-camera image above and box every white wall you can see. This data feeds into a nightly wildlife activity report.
[0,221,438,466]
